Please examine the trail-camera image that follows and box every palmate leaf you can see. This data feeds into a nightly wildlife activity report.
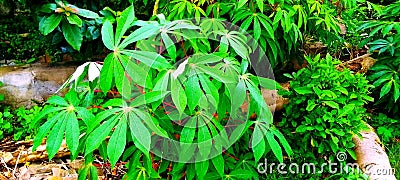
[220,31,250,60]
[33,93,91,160]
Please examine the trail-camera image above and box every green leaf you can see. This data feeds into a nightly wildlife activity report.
[131,91,170,107]
[161,32,177,60]
[108,118,127,167]
[123,56,151,87]
[39,14,62,35]
[129,113,151,154]
[211,155,224,177]
[196,65,236,83]
[246,80,272,122]
[85,115,119,155]
[33,110,63,151]
[198,125,212,159]
[132,108,168,137]
[271,129,293,156]
[101,20,115,50]
[121,50,171,70]
[185,75,203,112]
[198,74,219,107]
[336,87,348,95]
[394,82,399,102]
[39,3,57,13]
[306,100,317,111]
[62,21,83,51]
[180,118,196,143]
[66,14,83,27]
[324,101,339,109]
[115,6,135,46]
[188,53,225,65]
[253,18,261,41]
[99,54,114,93]
[237,0,249,9]
[47,114,67,160]
[252,125,265,162]
[119,24,160,49]
[47,96,69,106]
[338,104,355,118]
[89,165,99,179]
[230,169,256,178]
[294,87,313,94]
[171,77,187,114]
[113,59,126,97]
[257,77,279,90]
[195,160,209,179]
[76,8,99,19]
[380,81,393,98]
[256,0,263,12]
[65,112,79,159]
[266,130,283,163]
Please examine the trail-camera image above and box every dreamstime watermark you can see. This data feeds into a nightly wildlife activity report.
[257,152,395,176]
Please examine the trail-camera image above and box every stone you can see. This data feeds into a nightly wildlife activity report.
[0,64,76,108]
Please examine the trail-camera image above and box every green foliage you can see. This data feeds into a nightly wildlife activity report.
[38,0,100,51]
[0,15,57,63]
[278,54,373,162]
[13,106,43,141]
[387,142,400,180]
[367,113,400,145]
[0,107,14,140]
[368,58,400,114]
[33,5,292,179]
[159,0,342,68]
[356,2,400,115]
[0,105,44,141]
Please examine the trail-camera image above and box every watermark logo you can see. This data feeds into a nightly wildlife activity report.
[256,152,359,175]
[256,152,396,176]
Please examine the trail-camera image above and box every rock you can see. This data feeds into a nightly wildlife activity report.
[0,64,76,108]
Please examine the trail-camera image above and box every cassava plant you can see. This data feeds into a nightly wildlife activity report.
[33,5,292,179]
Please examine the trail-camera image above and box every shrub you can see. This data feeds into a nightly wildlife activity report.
[32,5,293,179]
[278,54,373,162]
